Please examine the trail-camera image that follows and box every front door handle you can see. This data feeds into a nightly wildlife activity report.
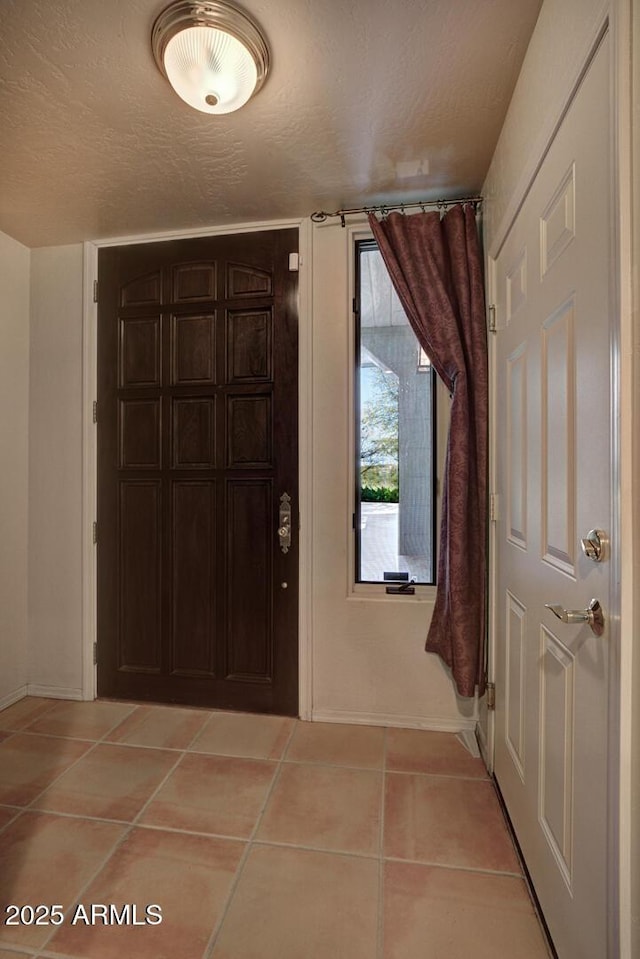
[278,492,291,554]
[544,598,605,637]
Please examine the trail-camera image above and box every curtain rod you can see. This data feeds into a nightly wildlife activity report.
[310,195,483,228]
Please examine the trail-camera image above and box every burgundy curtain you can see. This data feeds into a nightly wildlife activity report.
[369,204,488,697]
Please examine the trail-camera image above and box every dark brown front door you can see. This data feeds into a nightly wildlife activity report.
[96,230,298,715]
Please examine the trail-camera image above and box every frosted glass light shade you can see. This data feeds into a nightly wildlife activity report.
[164,27,257,114]
[152,1,270,115]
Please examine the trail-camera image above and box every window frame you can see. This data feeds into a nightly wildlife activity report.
[350,233,446,597]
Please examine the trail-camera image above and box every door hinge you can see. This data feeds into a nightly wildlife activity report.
[490,492,499,523]
[486,682,496,710]
[93,279,98,303]
[92,521,97,545]
[488,304,497,333]
[93,642,97,666]
[92,400,97,424]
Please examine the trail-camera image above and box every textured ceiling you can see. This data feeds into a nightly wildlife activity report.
[0,0,542,247]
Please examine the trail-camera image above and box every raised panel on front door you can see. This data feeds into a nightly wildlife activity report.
[172,398,215,469]
[118,481,161,672]
[118,316,161,388]
[227,309,273,383]
[227,262,272,298]
[227,395,272,468]
[226,480,273,682]
[120,271,162,307]
[539,626,575,891]
[171,481,216,677]
[171,314,216,385]
[172,262,217,302]
[541,297,576,576]
[119,398,161,469]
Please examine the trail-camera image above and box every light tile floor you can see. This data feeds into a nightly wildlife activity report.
[0,698,552,958]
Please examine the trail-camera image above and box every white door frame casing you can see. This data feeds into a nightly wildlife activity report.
[81,217,314,720]
[486,3,634,955]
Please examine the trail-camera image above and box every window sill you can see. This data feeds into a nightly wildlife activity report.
[347,582,437,603]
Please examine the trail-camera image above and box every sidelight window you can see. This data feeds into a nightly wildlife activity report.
[354,241,437,586]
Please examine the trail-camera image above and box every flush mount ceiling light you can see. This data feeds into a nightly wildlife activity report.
[151,0,270,115]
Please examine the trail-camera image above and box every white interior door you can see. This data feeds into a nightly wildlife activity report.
[493,32,614,959]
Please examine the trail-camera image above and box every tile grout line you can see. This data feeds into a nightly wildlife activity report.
[2,809,387,863]
[19,729,161,747]
[34,729,189,954]
[4,732,489,779]
[38,947,90,959]
[0,941,41,959]
[0,804,24,837]
[246,836,379,861]
[125,736,192,830]
[201,717,300,959]
[7,733,386,767]
[4,730,97,745]
[382,854,525,879]
[20,701,139,741]
[4,723,489,777]
[3,807,131,829]
[2,705,521,955]
[96,704,214,753]
[0,706,301,954]
[0,697,61,734]
[384,767,491,782]
[15,704,141,817]
[180,709,221,752]
[21,740,103,813]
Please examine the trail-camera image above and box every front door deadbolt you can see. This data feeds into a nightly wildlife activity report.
[580,529,608,563]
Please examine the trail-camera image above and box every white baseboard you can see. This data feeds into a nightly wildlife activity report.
[476,720,493,772]
[310,707,477,733]
[0,685,28,712]
[456,728,481,758]
[26,684,84,701]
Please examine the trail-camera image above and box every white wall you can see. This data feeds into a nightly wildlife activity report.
[310,219,475,730]
[0,231,30,706]
[28,244,85,698]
